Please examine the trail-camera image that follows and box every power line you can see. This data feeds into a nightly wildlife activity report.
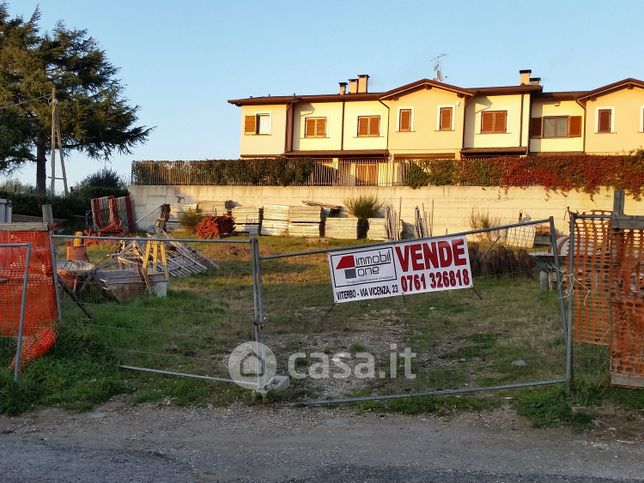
[0,94,51,111]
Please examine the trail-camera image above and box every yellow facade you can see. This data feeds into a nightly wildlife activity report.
[238,104,287,156]
[292,102,343,152]
[384,87,465,157]
[529,99,585,153]
[230,76,644,160]
[464,94,531,149]
[342,100,389,151]
[584,87,644,154]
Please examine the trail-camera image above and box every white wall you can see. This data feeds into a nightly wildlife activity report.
[130,184,643,236]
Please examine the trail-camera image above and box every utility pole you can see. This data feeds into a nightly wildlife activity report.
[50,86,69,196]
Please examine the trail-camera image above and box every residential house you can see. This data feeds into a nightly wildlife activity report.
[229,72,644,185]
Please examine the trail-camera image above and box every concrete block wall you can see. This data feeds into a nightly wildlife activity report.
[129,184,643,236]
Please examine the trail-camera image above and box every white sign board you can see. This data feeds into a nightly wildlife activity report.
[328,235,473,303]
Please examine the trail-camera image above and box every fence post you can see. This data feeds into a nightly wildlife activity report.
[13,243,31,383]
[250,237,266,391]
[549,216,567,335]
[49,233,62,322]
[565,213,576,393]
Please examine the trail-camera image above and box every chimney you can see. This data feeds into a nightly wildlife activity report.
[529,77,541,86]
[357,74,370,93]
[519,69,531,85]
[348,78,358,94]
[339,82,347,95]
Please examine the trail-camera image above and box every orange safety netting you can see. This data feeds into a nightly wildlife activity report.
[610,228,643,380]
[0,230,58,337]
[571,214,612,345]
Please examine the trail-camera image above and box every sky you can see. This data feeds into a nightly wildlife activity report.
[6,0,644,187]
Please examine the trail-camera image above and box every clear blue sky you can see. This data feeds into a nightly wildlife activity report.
[8,0,644,186]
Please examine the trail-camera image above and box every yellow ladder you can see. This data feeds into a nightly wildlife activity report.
[142,240,169,280]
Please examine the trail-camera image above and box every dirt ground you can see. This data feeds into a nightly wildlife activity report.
[1,398,642,482]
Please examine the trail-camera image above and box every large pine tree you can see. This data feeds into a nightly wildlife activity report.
[0,4,150,198]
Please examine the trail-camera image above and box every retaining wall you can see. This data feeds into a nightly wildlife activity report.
[128,184,643,235]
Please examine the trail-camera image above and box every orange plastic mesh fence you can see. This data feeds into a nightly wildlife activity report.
[571,215,611,345]
[609,227,643,379]
[0,230,58,337]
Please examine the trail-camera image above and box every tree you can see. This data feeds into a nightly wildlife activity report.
[0,4,151,198]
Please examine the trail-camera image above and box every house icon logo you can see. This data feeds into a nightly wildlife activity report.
[336,255,356,279]
[227,341,277,390]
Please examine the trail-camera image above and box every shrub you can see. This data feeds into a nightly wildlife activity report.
[345,195,382,239]
[178,208,201,230]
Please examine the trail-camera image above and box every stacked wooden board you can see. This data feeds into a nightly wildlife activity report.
[261,204,290,235]
[324,218,358,239]
[197,200,230,216]
[232,206,262,234]
[367,218,387,240]
[287,206,322,237]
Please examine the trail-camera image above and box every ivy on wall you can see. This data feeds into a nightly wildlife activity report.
[406,152,644,198]
[132,153,643,198]
[131,158,315,186]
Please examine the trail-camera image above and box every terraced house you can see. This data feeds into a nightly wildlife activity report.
[228,72,644,186]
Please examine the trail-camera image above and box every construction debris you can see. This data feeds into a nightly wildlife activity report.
[232,206,262,234]
[384,206,401,241]
[288,206,323,237]
[198,200,231,216]
[91,195,135,235]
[261,204,290,235]
[57,230,218,302]
[367,218,387,240]
[196,215,235,239]
[414,205,431,238]
[324,217,358,239]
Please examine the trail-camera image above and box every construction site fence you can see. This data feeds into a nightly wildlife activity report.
[0,243,31,382]
[51,234,262,385]
[257,217,571,406]
[568,206,643,388]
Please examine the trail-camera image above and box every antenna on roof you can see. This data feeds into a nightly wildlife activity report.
[431,54,447,82]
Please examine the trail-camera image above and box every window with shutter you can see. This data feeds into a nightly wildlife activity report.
[568,116,582,137]
[482,111,507,133]
[399,109,412,131]
[543,117,568,138]
[304,117,326,138]
[358,117,369,136]
[530,117,542,137]
[369,116,380,136]
[439,107,453,131]
[357,116,380,137]
[257,114,271,134]
[244,115,256,134]
[305,118,315,137]
[317,118,327,137]
[598,109,612,133]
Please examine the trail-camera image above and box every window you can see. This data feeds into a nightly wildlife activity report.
[304,117,327,138]
[355,162,378,185]
[480,111,507,133]
[244,113,271,135]
[597,108,612,133]
[357,115,380,137]
[398,109,412,132]
[530,116,582,138]
[439,106,453,131]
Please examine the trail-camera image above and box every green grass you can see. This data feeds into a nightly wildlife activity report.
[514,387,596,430]
[4,233,639,426]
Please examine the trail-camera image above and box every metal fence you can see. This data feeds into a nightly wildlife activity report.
[0,243,31,382]
[258,217,570,406]
[51,234,262,385]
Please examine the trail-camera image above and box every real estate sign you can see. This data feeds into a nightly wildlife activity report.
[328,236,473,303]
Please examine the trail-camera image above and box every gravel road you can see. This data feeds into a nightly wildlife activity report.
[0,399,642,482]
